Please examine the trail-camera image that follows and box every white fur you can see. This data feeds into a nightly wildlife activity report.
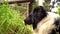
[33,12,59,34]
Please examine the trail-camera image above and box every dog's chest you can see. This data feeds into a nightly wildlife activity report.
[33,16,55,34]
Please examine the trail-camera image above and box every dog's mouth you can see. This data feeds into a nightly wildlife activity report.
[25,23,29,25]
[24,21,32,25]
[24,18,33,25]
[24,21,28,25]
[24,20,30,25]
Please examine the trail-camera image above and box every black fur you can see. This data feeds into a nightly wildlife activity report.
[54,18,60,34]
[24,6,60,34]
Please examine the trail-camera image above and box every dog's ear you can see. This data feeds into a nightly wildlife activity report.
[33,6,46,13]
[33,6,46,16]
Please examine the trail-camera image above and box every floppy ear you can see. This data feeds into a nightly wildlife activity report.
[33,6,47,16]
[33,6,46,12]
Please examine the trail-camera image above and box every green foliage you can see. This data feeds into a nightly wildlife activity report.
[43,0,50,11]
[15,4,27,16]
[32,2,38,10]
[57,6,60,15]
[0,4,33,34]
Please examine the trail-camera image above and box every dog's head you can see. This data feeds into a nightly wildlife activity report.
[24,6,47,25]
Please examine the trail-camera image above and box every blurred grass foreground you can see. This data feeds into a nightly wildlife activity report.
[0,3,33,34]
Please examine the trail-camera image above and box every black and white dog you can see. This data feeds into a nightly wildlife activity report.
[24,6,60,34]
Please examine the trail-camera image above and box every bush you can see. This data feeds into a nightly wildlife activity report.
[0,3,33,34]
[57,6,60,15]
[43,0,50,11]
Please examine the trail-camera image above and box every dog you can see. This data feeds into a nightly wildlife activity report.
[24,6,60,34]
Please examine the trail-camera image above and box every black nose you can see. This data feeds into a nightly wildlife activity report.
[24,20,25,22]
[24,20,26,23]
[24,19,28,23]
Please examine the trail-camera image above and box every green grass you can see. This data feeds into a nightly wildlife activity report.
[0,3,33,34]
[57,6,60,15]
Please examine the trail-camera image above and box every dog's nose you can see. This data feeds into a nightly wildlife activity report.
[24,20,28,23]
[24,20,26,23]
[24,20,28,25]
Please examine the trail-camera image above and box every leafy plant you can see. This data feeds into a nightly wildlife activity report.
[0,3,33,34]
[57,6,60,15]
[43,0,50,11]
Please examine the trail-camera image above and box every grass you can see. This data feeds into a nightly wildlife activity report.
[0,3,33,34]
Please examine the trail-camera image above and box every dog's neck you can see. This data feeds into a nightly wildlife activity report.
[33,12,58,34]
[33,14,55,34]
[33,15,50,33]
[33,12,47,29]
[37,14,52,28]
[33,12,58,30]
[34,14,51,29]
[33,14,48,30]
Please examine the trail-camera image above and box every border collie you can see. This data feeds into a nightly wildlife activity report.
[24,6,60,34]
